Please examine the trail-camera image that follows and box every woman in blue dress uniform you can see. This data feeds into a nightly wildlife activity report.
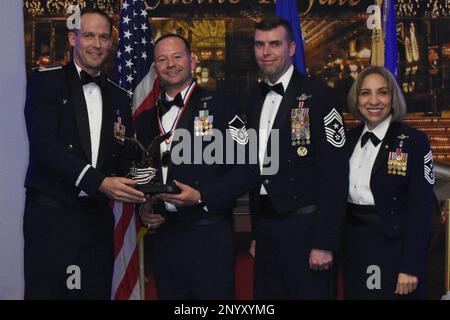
[343,66,435,299]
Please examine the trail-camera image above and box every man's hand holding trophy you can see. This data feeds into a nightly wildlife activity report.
[125,132,181,195]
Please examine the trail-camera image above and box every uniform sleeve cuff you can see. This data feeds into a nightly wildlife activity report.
[75,165,91,187]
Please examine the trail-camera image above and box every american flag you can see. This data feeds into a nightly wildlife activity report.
[111,0,160,300]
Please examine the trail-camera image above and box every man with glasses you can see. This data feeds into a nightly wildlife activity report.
[24,8,145,299]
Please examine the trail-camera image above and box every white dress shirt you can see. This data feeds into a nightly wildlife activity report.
[160,84,194,211]
[259,65,294,194]
[348,115,392,205]
[74,62,103,196]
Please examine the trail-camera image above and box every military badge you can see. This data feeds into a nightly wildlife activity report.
[296,94,312,101]
[200,96,213,105]
[387,134,410,176]
[291,104,311,151]
[228,115,249,145]
[323,108,345,148]
[297,146,308,157]
[397,134,410,140]
[194,109,213,136]
[387,148,408,176]
[113,110,126,144]
[424,150,435,185]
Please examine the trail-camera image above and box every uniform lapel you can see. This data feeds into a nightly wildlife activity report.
[348,124,364,156]
[248,87,265,173]
[371,121,401,177]
[270,70,303,132]
[67,62,91,163]
[95,83,114,171]
[262,70,303,165]
[166,85,202,181]
[250,88,265,133]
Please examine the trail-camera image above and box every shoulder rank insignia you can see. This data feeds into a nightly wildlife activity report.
[34,65,62,72]
[424,150,435,185]
[323,108,345,148]
[107,79,133,97]
[228,115,249,145]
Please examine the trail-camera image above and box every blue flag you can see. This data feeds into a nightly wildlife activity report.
[276,0,306,75]
[383,0,398,77]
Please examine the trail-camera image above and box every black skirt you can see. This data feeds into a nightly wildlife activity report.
[342,203,424,300]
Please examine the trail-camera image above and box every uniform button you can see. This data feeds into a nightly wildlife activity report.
[392,197,397,201]
[112,153,117,158]
[68,144,73,150]
[263,179,270,185]
[287,159,292,164]
[289,177,294,182]
[390,211,395,215]
[293,195,299,200]
[194,181,200,186]
[393,225,398,229]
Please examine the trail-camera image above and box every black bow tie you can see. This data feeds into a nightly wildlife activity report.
[260,82,284,96]
[361,131,381,147]
[80,70,107,88]
[158,93,183,116]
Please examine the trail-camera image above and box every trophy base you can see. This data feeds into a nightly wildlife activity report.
[136,182,181,195]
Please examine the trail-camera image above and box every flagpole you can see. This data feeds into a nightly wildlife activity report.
[137,228,148,300]
[114,0,160,300]
[370,0,384,67]
[138,236,145,299]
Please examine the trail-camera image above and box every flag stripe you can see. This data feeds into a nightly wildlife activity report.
[113,202,134,258]
[112,0,160,300]
[114,239,140,299]
[132,73,161,124]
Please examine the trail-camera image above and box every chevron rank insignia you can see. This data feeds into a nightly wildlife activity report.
[424,150,435,185]
[228,115,249,145]
[323,108,345,148]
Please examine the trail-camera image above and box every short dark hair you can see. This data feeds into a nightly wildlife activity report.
[154,33,191,54]
[255,16,294,42]
[73,7,113,34]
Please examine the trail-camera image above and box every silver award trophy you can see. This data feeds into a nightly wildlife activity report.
[125,132,180,195]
